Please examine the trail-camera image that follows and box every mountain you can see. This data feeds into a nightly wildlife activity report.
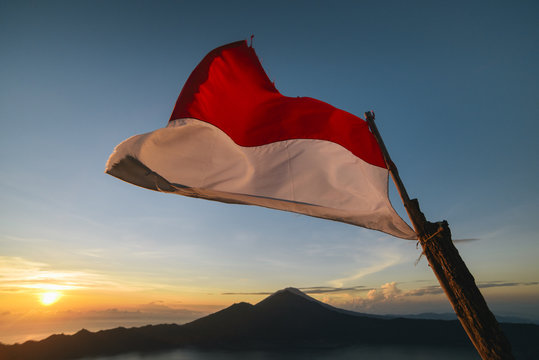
[1,288,537,360]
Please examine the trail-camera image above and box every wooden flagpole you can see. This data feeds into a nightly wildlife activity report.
[365,111,514,360]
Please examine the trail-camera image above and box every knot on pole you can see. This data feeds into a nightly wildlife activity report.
[420,221,450,245]
[414,222,448,266]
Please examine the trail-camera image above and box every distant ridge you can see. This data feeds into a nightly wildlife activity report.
[385,311,539,325]
[1,288,537,360]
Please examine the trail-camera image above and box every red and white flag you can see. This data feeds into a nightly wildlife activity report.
[106,40,416,240]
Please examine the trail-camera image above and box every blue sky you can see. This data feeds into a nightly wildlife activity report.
[1,0,538,343]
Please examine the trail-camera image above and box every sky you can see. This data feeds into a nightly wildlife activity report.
[1,0,538,345]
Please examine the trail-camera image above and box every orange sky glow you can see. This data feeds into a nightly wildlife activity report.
[2,0,538,347]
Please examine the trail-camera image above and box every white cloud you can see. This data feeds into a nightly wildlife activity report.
[329,238,405,287]
[325,280,539,314]
[0,256,113,293]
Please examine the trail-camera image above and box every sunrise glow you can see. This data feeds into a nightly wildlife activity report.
[39,292,62,306]
[1,1,539,352]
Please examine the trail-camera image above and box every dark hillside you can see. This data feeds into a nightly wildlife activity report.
[1,288,537,360]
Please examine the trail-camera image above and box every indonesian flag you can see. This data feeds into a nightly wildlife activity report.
[106,40,416,240]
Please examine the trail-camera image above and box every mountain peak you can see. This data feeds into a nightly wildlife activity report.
[275,287,311,298]
[282,287,306,295]
[258,287,314,303]
[254,287,332,313]
[258,287,378,319]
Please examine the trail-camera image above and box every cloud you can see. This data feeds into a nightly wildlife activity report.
[222,280,539,299]
[0,302,210,344]
[301,286,372,294]
[0,256,115,293]
[221,280,539,314]
[0,256,195,294]
[53,303,205,323]
[327,239,405,288]
[336,282,436,312]
[0,302,207,329]
[405,285,444,296]
[477,281,539,289]
[329,257,400,287]
[369,282,402,300]
[400,281,539,297]
[222,285,371,296]
[221,291,273,295]
[328,280,539,313]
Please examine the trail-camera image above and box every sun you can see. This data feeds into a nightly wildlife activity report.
[39,291,62,306]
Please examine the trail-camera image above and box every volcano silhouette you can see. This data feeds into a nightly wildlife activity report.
[179,287,470,348]
[1,288,537,360]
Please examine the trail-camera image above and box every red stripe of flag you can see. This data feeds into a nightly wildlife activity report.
[169,40,386,169]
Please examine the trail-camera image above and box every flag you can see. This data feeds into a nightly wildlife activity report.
[106,40,416,240]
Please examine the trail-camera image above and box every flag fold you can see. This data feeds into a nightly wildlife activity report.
[106,40,416,240]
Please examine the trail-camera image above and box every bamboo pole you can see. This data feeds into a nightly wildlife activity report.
[365,111,514,360]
